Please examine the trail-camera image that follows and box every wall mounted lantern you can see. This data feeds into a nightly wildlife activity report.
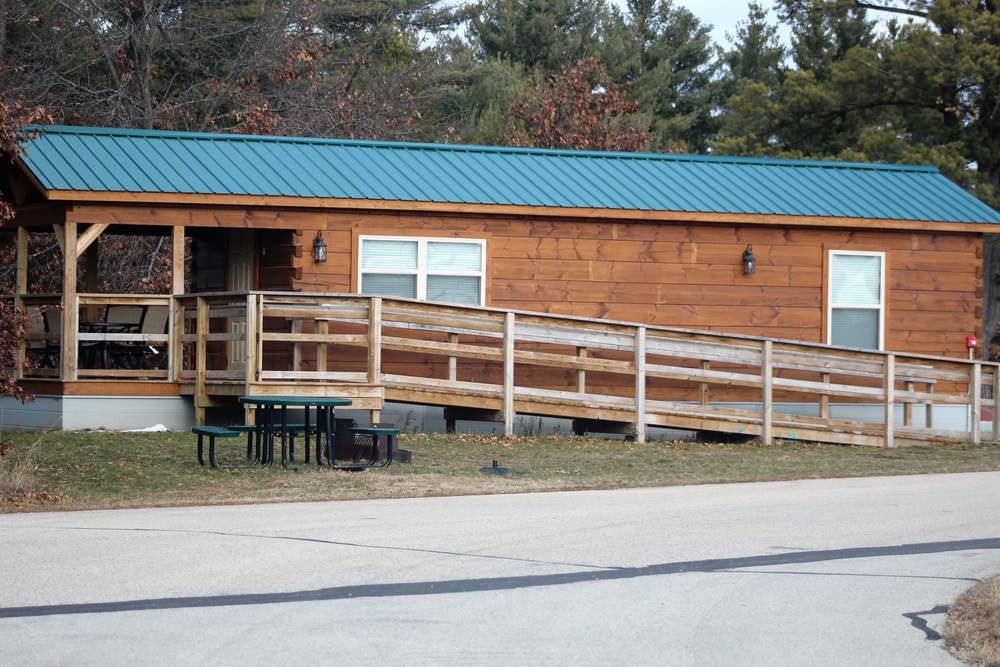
[742,244,756,275]
[313,231,327,263]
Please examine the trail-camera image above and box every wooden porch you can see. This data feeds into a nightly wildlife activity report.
[6,290,1000,446]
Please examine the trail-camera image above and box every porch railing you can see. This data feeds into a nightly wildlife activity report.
[10,293,175,381]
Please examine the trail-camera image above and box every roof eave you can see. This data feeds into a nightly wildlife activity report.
[40,189,1000,233]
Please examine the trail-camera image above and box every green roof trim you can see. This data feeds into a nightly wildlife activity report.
[17,125,1000,224]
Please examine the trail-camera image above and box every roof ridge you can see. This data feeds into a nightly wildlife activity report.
[31,125,939,174]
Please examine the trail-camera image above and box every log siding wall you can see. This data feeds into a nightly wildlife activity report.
[52,202,983,359]
[294,211,982,361]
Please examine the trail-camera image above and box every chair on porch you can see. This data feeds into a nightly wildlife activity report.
[24,306,60,369]
[108,305,168,370]
[80,304,148,369]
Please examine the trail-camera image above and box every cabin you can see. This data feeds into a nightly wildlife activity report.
[3,125,1000,445]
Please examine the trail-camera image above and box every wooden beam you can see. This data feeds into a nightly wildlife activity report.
[172,226,185,295]
[60,222,78,380]
[16,227,28,296]
[14,228,28,380]
[58,197,1000,234]
[195,296,208,426]
[52,223,65,255]
[76,223,108,256]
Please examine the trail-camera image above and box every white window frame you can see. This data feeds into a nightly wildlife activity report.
[358,235,487,306]
[827,249,885,350]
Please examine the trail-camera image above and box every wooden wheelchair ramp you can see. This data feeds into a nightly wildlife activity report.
[179,292,1000,447]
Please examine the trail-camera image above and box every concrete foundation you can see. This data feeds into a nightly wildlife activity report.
[0,395,195,432]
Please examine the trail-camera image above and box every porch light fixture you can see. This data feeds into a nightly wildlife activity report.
[313,231,327,263]
[742,244,756,275]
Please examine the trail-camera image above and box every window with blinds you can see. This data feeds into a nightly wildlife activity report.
[828,251,884,349]
[359,236,485,305]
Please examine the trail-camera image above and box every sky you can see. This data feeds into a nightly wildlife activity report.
[677,0,780,48]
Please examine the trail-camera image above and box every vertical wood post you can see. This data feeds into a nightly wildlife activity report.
[634,326,646,444]
[317,320,329,373]
[168,296,182,382]
[971,362,982,444]
[903,381,915,427]
[60,222,79,381]
[245,294,260,392]
[926,382,935,429]
[170,225,185,380]
[820,373,830,420]
[503,312,515,437]
[884,353,895,448]
[448,333,458,382]
[446,333,459,434]
[14,228,28,380]
[699,360,710,407]
[367,297,382,384]
[171,226,185,296]
[16,228,28,297]
[576,347,587,393]
[195,296,208,426]
[291,319,302,372]
[368,297,383,424]
[992,366,1000,442]
[761,340,773,445]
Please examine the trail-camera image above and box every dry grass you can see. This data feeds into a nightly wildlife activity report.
[0,436,66,506]
[945,577,1000,667]
[2,429,1000,512]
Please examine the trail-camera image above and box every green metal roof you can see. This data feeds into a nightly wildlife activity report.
[17,125,1000,224]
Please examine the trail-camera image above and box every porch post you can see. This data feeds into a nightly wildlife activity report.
[14,228,28,380]
[60,222,79,380]
[195,296,208,426]
[171,226,185,295]
[15,228,27,296]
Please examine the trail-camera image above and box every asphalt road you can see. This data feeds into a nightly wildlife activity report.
[2,472,1000,666]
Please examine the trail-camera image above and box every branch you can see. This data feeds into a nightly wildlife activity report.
[855,2,928,19]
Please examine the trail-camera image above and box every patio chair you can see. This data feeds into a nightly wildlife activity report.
[24,306,60,369]
[108,305,168,370]
[80,304,148,369]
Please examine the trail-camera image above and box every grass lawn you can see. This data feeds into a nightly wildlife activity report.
[3,429,1000,512]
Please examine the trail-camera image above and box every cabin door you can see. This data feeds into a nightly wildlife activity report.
[227,230,255,374]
